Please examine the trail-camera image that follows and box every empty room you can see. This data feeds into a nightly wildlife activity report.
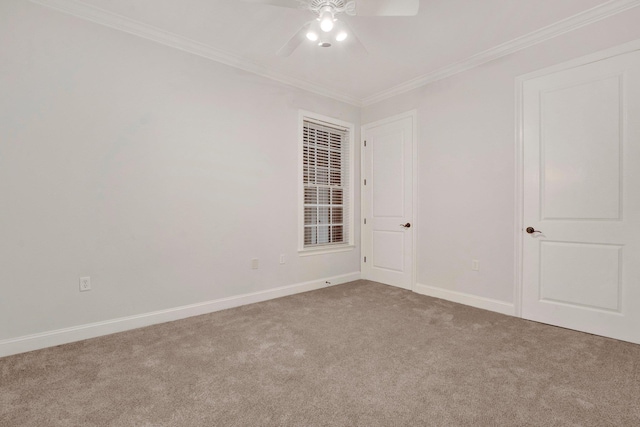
[2,0,640,425]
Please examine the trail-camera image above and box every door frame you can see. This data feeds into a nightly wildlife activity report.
[514,38,640,317]
[360,110,418,291]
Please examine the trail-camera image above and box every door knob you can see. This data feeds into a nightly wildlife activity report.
[526,227,541,234]
[400,223,411,228]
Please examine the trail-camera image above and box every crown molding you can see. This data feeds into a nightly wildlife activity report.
[361,0,640,106]
[29,0,640,108]
[29,0,363,107]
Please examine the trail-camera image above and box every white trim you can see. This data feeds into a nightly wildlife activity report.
[513,38,640,319]
[361,0,640,106]
[516,38,640,82]
[514,75,525,318]
[414,283,515,316]
[360,110,417,290]
[411,110,418,292]
[298,110,355,253]
[362,110,417,130]
[298,245,355,256]
[360,124,366,275]
[28,0,362,107]
[28,0,640,108]
[0,272,361,358]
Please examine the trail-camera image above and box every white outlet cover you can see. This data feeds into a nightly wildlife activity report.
[251,259,259,269]
[79,276,91,291]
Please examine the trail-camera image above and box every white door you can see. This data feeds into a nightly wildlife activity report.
[522,49,640,344]
[362,112,415,290]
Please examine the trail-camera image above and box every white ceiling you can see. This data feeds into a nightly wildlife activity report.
[49,0,623,103]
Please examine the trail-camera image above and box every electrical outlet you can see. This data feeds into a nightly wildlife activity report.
[251,258,259,269]
[279,254,285,264]
[79,276,91,292]
[471,260,480,271]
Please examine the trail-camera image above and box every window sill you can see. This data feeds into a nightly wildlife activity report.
[298,245,355,257]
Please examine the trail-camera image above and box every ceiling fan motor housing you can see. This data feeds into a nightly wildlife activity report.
[309,0,353,15]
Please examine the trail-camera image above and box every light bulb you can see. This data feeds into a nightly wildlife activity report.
[320,12,334,32]
[336,31,348,42]
[306,31,318,41]
[320,17,334,32]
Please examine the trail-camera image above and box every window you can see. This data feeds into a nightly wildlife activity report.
[299,112,353,253]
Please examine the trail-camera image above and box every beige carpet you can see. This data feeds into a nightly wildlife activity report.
[1,280,639,426]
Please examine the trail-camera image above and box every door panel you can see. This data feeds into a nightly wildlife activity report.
[539,241,621,311]
[372,231,405,271]
[541,75,622,220]
[362,113,414,290]
[372,131,405,217]
[522,49,640,344]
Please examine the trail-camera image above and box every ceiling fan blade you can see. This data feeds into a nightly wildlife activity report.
[276,22,312,57]
[352,0,419,16]
[240,0,306,9]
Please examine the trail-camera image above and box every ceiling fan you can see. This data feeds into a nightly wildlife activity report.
[242,0,420,56]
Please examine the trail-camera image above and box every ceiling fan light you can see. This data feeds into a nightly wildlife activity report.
[336,31,348,42]
[320,18,334,32]
[319,12,334,32]
[306,31,318,41]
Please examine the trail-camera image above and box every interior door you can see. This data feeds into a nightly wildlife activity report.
[522,49,640,344]
[362,112,414,290]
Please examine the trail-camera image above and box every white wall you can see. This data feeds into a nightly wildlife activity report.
[4,0,640,356]
[362,8,640,308]
[0,0,360,350]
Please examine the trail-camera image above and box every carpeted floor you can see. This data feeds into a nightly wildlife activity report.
[1,280,639,426]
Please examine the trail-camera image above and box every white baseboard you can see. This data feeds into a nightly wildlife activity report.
[0,272,361,358]
[414,283,515,316]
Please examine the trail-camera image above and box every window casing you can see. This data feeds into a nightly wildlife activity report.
[299,112,353,253]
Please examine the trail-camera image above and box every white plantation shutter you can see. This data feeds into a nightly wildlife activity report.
[303,119,350,248]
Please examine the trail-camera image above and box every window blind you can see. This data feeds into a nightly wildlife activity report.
[303,119,350,248]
